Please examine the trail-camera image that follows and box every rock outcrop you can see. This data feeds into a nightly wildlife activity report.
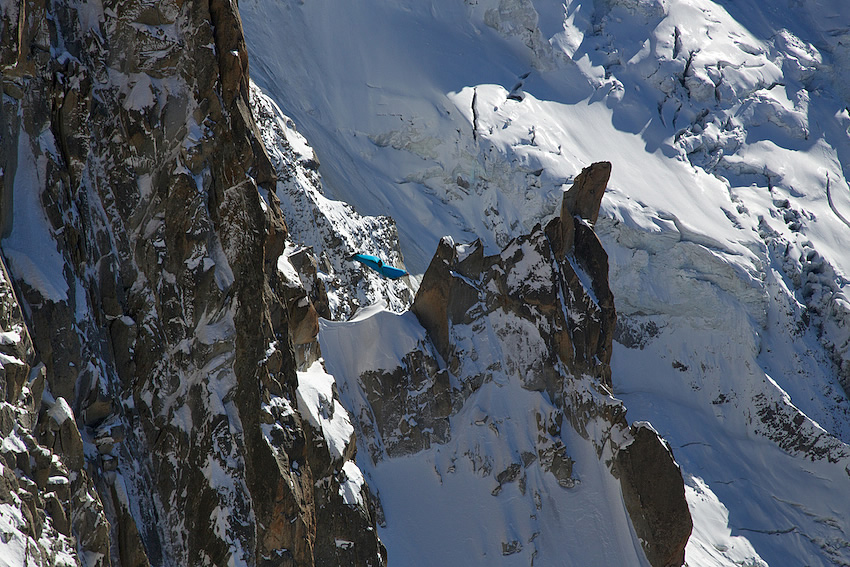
[0,1,382,565]
[404,162,692,566]
[323,162,691,564]
[413,161,617,394]
[615,422,692,567]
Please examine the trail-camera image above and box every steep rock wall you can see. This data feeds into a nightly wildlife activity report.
[0,1,382,565]
[0,253,111,566]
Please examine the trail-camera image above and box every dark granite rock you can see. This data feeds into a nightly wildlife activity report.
[0,1,383,565]
[615,423,693,567]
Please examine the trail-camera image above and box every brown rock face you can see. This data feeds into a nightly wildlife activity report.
[410,237,463,365]
[0,259,32,404]
[562,161,612,225]
[0,255,111,565]
[0,1,382,565]
[615,423,693,567]
[548,161,611,254]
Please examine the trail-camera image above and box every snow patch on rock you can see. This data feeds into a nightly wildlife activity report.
[296,360,355,461]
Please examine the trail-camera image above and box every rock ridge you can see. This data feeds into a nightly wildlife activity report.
[340,161,692,565]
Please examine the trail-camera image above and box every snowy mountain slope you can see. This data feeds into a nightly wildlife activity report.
[242,0,850,565]
[318,211,690,566]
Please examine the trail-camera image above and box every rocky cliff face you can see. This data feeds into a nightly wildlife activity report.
[236,0,850,564]
[322,163,692,565]
[0,254,111,565]
[0,1,382,565]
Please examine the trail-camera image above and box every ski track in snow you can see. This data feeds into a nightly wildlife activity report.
[242,0,850,565]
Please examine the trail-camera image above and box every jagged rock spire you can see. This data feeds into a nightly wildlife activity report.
[562,161,612,225]
[548,161,612,257]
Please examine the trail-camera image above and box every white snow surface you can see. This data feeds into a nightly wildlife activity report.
[0,501,30,567]
[242,0,850,564]
[48,396,74,426]
[2,130,69,301]
[321,302,427,380]
[684,476,767,567]
[339,460,366,508]
[0,330,21,345]
[295,359,355,461]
